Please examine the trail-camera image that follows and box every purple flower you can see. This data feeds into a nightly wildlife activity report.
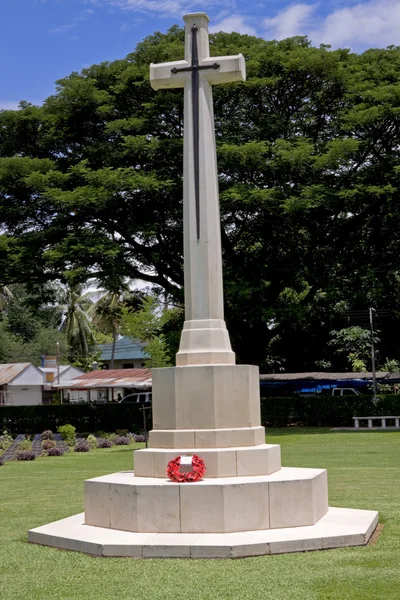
[47,448,64,457]
[74,440,90,452]
[97,438,113,448]
[114,436,131,446]
[16,451,36,461]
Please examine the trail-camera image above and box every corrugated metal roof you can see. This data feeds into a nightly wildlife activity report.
[59,368,152,389]
[260,371,389,381]
[99,336,147,361]
[0,363,31,385]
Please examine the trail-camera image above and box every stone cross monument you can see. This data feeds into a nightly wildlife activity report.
[151,12,243,367]
[29,13,378,558]
[144,13,266,451]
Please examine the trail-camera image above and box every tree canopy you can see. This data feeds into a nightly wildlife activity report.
[1,28,400,371]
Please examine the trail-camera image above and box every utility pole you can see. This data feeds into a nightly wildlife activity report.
[56,342,61,404]
[369,308,378,399]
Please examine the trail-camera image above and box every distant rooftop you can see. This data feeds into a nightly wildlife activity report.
[59,368,152,389]
[0,363,31,385]
[99,337,147,361]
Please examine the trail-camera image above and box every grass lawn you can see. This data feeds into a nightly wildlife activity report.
[0,429,399,600]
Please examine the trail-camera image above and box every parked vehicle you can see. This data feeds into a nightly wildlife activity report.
[331,388,362,397]
[119,392,152,404]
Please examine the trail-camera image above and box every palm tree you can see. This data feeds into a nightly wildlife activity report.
[59,286,95,361]
[0,286,13,313]
[88,290,126,369]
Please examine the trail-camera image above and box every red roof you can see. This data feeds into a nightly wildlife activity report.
[74,368,151,381]
[59,368,152,389]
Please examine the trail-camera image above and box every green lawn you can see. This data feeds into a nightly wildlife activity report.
[1,430,399,600]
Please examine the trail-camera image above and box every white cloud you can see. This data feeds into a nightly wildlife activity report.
[264,4,317,40]
[310,0,400,48]
[49,8,94,35]
[210,15,257,36]
[262,0,400,49]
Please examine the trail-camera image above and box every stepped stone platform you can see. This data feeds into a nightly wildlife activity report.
[29,507,378,558]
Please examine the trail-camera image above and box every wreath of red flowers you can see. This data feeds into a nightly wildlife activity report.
[167,454,206,483]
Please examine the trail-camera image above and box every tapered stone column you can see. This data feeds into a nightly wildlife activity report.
[151,13,244,366]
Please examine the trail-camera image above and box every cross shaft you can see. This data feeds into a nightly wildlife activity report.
[171,24,220,240]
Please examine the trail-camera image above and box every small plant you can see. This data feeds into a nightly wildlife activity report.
[17,439,32,451]
[116,429,129,437]
[16,450,36,461]
[47,448,64,457]
[96,438,113,448]
[42,439,56,450]
[41,430,53,440]
[133,434,146,443]
[74,439,90,453]
[114,436,131,446]
[57,424,76,446]
[0,431,13,451]
[87,434,97,449]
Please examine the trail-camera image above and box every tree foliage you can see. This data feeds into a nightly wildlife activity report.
[2,30,400,370]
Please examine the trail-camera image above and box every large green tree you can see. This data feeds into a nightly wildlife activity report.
[2,30,400,370]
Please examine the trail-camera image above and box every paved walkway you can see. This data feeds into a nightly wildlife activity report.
[1,433,69,461]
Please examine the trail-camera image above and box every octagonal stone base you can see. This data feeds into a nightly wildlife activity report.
[84,468,328,534]
[134,444,281,478]
[28,507,378,558]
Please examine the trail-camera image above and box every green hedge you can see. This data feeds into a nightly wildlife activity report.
[0,403,152,435]
[2,395,400,433]
[260,395,400,427]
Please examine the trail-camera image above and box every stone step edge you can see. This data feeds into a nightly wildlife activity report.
[28,507,379,558]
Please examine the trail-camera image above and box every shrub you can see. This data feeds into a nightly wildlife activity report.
[57,424,76,446]
[47,447,64,457]
[133,434,146,443]
[114,436,131,446]
[0,404,152,434]
[41,430,53,440]
[17,439,32,451]
[87,434,97,449]
[97,438,113,448]
[16,450,35,461]
[0,432,13,451]
[116,429,129,437]
[42,439,56,450]
[74,439,90,452]
[0,456,4,466]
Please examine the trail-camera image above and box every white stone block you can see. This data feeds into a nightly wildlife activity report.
[133,449,155,477]
[236,444,281,476]
[84,480,110,528]
[180,482,225,533]
[110,483,137,532]
[151,365,261,432]
[150,426,265,449]
[269,468,328,529]
[224,482,269,532]
[136,485,181,533]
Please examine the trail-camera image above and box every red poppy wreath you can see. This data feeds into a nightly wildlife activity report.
[167,454,206,482]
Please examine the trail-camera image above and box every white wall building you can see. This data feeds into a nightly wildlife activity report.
[0,363,84,406]
[0,363,44,406]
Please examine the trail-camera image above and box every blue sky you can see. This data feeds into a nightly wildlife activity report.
[1,0,399,109]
